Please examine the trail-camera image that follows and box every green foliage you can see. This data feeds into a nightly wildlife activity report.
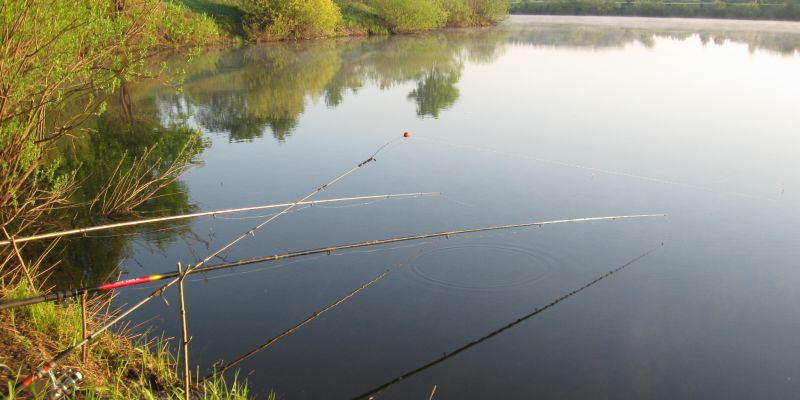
[0,0,218,236]
[438,0,477,26]
[161,2,222,46]
[467,0,510,24]
[369,0,448,32]
[9,281,82,346]
[336,0,391,34]
[173,0,248,37]
[245,0,343,39]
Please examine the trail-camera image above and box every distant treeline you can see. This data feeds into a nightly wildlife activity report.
[511,0,800,20]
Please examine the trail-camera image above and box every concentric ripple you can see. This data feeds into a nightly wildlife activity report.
[407,242,565,292]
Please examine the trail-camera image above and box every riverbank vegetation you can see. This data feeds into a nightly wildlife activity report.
[0,0,252,397]
[511,0,800,21]
[178,0,509,40]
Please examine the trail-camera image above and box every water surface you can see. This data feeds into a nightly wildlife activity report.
[73,16,800,399]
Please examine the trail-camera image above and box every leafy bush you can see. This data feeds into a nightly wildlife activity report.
[369,0,448,32]
[437,0,477,26]
[160,2,221,46]
[245,0,343,40]
[0,0,217,236]
[466,0,510,24]
[336,0,391,34]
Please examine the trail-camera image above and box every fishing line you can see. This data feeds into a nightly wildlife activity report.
[438,194,476,208]
[416,136,778,203]
[8,134,409,394]
[349,244,663,400]
[312,199,384,209]
[213,205,312,221]
[78,225,187,239]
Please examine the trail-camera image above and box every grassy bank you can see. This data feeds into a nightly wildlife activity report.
[0,281,251,399]
[511,0,800,21]
[0,0,250,397]
[174,0,509,41]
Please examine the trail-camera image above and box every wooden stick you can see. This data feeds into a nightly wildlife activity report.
[81,292,88,364]
[2,227,36,288]
[177,262,191,399]
[428,385,437,400]
[0,193,439,247]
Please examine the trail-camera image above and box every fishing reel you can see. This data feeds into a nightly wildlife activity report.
[46,368,83,400]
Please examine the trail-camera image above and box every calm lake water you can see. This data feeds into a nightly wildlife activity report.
[73,15,800,399]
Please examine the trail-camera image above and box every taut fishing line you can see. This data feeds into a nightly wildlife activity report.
[417,136,778,203]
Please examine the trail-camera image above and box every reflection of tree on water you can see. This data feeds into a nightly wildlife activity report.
[151,30,508,142]
[144,20,800,143]
[50,84,204,287]
[170,42,342,142]
[408,67,461,118]
[507,20,800,55]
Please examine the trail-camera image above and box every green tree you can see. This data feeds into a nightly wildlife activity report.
[466,0,510,24]
[438,0,477,26]
[0,0,215,237]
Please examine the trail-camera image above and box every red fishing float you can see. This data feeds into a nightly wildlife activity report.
[403,131,410,138]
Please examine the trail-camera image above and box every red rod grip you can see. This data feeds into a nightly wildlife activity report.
[99,275,160,291]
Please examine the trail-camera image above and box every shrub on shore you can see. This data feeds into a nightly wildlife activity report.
[467,0,511,24]
[367,0,508,31]
[244,0,343,39]
[368,0,449,31]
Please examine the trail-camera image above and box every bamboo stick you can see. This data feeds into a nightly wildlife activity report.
[177,262,191,399]
[81,292,88,364]
[1,227,36,289]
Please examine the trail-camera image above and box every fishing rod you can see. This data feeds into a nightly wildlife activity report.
[206,250,424,380]
[209,269,392,379]
[0,214,665,311]
[350,244,662,400]
[9,134,410,394]
[0,192,439,247]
